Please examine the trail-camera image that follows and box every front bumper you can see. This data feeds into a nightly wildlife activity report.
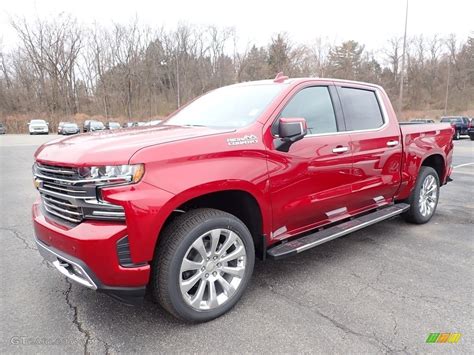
[30,128,48,133]
[33,201,150,303]
[36,238,146,304]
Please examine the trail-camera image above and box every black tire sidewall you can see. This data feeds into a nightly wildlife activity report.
[408,167,440,224]
[165,214,255,322]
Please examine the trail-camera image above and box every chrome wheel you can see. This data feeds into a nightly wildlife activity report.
[179,228,247,311]
[418,175,438,217]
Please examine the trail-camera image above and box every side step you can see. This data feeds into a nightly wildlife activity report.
[267,203,409,260]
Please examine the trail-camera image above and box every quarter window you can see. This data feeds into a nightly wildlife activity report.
[339,87,384,130]
[277,86,337,135]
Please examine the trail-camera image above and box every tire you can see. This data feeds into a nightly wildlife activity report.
[403,166,440,224]
[151,208,255,322]
[470,134,474,141]
[454,130,460,140]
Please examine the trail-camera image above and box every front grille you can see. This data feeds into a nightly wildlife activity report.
[42,194,83,223]
[34,163,125,225]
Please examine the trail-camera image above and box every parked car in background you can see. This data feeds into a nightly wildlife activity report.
[467,118,474,140]
[105,121,121,130]
[123,122,138,128]
[144,120,162,126]
[0,123,6,134]
[28,119,49,135]
[58,122,66,134]
[84,120,105,132]
[61,122,80,135]
[440,116,470,140]
[83,120,91,132]
[410,118,435,124]
[137,122,147,126]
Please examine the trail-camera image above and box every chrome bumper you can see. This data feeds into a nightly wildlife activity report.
[36,239,97,290]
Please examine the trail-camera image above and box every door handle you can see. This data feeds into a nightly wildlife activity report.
[332,146,349,153]
[386,140,399,147]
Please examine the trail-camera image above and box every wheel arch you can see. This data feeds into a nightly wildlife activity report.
[421,153,445,182]
[156,185,269,260]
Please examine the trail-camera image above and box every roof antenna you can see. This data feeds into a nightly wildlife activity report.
[273,72,288,83]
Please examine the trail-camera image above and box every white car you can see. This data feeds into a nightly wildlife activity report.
[28,119,49,135]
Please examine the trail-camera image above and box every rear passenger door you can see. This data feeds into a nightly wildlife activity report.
[336,85,403,213]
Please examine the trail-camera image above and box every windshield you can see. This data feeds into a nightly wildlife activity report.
[64,123,77,128]
[165,84,287,128]
[91,121,104,128]
[31,120,46,124]
[441,117,460,123]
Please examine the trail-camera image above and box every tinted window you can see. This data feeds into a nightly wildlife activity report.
[339,88,384,130]
[277,86,337,135]
[441,117,460,123]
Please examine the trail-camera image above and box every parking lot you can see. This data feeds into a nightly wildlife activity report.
[0,134,472,353]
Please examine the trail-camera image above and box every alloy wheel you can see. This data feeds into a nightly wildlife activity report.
[418,174,438,217]
[179,228,247,311]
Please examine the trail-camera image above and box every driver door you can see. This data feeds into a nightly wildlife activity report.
[266,84,354,240]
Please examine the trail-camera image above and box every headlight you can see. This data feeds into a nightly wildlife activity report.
[78,164,145,184]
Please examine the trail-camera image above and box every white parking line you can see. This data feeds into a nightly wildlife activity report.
[453,163,474,169]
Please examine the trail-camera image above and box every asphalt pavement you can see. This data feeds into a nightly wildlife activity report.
[0,134,472,354]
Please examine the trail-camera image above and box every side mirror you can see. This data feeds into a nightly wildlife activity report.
[274,117,308,152]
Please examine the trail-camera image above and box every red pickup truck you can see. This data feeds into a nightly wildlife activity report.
[32,75,453,322]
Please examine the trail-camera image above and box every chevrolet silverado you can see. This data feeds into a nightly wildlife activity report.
[32,74,454,322]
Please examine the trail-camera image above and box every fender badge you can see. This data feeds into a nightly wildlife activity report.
[227,134,258,146]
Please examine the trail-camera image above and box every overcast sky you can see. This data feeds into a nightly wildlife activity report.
[1,0,473,52]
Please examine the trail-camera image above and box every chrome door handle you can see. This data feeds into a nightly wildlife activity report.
[332,146,349,153]
[387,140,399,147]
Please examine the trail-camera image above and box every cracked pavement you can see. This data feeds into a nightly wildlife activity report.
[1,135,472,353]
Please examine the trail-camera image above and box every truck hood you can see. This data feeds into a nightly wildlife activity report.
[35,125,232,166]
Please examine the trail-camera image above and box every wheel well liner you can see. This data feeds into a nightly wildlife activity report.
[421,154,445,181]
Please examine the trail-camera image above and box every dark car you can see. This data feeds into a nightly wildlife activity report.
[0,123,6,134]
[410,118,435,124]
[440,116,470,140]
[61,122,80,135]
[468,118,474,140]
[105,122,121,130]
[84,120,105,132]
[83,120,91,132]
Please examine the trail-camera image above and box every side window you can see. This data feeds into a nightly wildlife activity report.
[339,87,384,130]
[276,86,337,135]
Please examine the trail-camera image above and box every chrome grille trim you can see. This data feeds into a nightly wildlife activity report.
[43,205,83,223]
[43,201,82,216]
[36,165,76,175]
[42,183,87,195]
[34,162,126,224]
[42,195,76,208]
[34,172,129,185]
[38,187,91,200]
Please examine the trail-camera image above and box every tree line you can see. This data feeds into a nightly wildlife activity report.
[0,14,473,130]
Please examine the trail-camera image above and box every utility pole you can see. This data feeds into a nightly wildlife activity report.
[398,0,409,115]
[444,59,450,114]
[176,53,181,108]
